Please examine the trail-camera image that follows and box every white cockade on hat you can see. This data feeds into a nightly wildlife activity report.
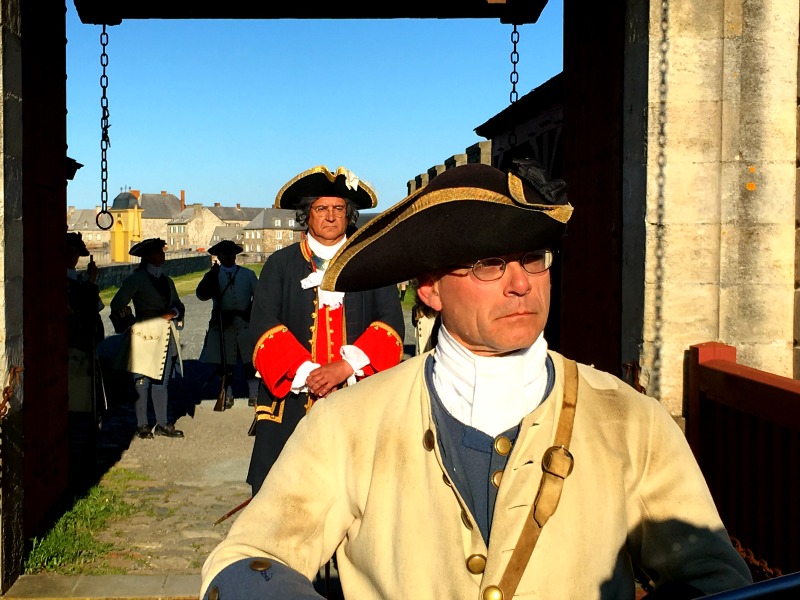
[344,169,360,192]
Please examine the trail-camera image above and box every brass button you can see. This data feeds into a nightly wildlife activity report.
[423,429,435,451]
[442,473,452,487]
[466,553,487,574]
[491,469,503,488]
[208,586,220,600]
[460,509,473,529]
[249,558,272,571]
[483,585,504,600]
[494,436,512,456]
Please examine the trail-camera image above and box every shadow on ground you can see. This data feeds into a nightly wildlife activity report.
[67,333,231,502]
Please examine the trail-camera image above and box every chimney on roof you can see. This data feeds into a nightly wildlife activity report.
[131,189,141,199]
[236,203,241,210]
[214,202,221,207]
[180,189,186,211]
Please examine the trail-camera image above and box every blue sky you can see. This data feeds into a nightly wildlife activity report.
[66,1,563,212]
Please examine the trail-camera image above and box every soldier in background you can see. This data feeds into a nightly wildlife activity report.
[246,165,405,496]
[196,239,260,409]
[66,232,105,490]
[110,238,186,439]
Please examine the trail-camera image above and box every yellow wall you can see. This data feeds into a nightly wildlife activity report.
[109,207,142,262]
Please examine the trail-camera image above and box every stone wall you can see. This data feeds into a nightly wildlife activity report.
[408,141,492,194]
[640,0,798,414]
[93,255,211,291]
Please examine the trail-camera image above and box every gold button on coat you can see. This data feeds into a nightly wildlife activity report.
[466,553,487,574]
[494,436,512,455]
[483,585,504,600]
[249,558,272,571]
[208,586,220,600]
[461,509,473,529]
[423,429,435,451]
[491,469,503,488]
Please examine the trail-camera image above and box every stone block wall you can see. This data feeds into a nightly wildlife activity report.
[796,32,800,378]
[408,140,492,194]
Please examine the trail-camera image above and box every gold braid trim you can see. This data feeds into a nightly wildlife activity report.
[254,400,285,424]
[252,325,289,364]
[369,321,404,361]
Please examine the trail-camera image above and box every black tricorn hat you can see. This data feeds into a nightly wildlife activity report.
[66,232,90,257]
[129,237,166,257]
[207,239,243,256]
[322,163,573,292]
[274,165,377,210]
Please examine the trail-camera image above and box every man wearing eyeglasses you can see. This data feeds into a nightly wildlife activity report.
[202,163,752,600]
[246,165,405,497]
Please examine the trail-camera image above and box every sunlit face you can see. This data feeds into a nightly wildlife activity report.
[306,196,348,246]
[417,253,551,356]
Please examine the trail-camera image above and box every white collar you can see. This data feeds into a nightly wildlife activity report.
[307,235,346,261]
[432,325,549,437]
[303,236,347,308]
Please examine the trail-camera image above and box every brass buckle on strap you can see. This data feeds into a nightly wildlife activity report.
[541,445,574,479]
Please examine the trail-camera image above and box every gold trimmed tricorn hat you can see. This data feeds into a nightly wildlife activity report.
[129,237,166,257]
[207,239,243,256]
[322,162,573,292]
[274,165,377,210]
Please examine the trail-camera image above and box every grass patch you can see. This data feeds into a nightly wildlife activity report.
[99,262,264,306]
[23,468,146,575]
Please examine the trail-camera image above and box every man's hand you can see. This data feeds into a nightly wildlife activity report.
[306,361,354,398]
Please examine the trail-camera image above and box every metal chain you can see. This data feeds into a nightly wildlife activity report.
[508,24,520,148]
[651,0,670,399]
[96,24,113,230]
[509,25,520,104]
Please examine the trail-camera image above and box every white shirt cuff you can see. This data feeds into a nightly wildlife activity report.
[291,361,320,394]
[340,345,368,386]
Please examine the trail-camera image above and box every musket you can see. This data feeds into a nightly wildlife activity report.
[213,265,229,412]
[213,497,251,525]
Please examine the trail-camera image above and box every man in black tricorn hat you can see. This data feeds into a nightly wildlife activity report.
[110,238,187,439]
[65,231,105,488]
[201,163,751,599]
[65,232,105,415]
[246,165,405,496]
[196,239,260,409]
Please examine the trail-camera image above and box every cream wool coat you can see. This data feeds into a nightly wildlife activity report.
[201,351,751,599]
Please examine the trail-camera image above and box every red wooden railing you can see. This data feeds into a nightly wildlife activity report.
[686,342,800,577]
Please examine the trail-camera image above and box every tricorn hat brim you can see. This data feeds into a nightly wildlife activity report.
[322,163,573,292]
[129,237,166,257]
[207,240,243,256]
[274,165,377,210]
[66,232,90,256]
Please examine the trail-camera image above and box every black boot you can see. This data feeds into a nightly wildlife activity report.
[136,425,154,439]
[154,424,184,438]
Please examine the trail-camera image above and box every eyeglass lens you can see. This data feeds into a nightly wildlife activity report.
[472,250,552,281]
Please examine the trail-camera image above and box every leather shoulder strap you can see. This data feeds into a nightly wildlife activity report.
[492,358,579,599]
